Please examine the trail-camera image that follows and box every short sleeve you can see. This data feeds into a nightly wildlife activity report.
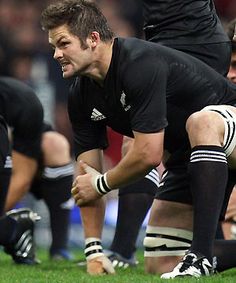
[122,53,168,133]
[68,79,108,159]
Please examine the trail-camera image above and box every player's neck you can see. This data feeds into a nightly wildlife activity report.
[87,39,114,86]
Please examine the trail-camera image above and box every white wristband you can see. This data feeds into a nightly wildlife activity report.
[84,238,103,260]
[94,172,111,195]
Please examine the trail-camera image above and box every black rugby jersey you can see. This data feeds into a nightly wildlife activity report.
[141,0,229,45]
[68,37,236,159]
[0,77,43,138]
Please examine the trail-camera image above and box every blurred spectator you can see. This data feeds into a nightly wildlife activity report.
[215,0,236,22]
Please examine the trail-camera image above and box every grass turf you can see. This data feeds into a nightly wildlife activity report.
[0,249,235,283]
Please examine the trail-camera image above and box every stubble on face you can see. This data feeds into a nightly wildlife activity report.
[49,25,90,79]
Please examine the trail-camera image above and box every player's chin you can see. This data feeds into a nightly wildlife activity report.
[62,65,75,78]
[62,70,74,79]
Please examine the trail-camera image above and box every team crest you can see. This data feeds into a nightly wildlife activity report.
[120,91,131,111]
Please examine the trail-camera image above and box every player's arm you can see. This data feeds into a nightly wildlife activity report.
[75,148,105,238]
[74,148,115,275]
[5,150,38,211]
[73,129,164,205]
[107,130,164,188]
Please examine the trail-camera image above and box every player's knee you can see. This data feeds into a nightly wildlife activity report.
[186,111,210,134]
[42,131,71,165]
[143,226,192,273]
[186,109,225,148]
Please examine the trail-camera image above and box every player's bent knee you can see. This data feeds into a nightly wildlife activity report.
[42,131,71,165]
[143,226,192,273]
[143,226,192,257]
[186,111,211,135]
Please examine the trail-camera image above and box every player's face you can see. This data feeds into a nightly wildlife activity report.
[49,24,92,78]
[227,52,236,84]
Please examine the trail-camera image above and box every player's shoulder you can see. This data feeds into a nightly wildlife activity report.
[116,37,164,73]
[118,37,158,56]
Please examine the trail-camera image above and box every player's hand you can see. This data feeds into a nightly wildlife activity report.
[71,161,103,206]
[87,255,115,275]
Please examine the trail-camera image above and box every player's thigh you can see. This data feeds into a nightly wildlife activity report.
[148,199,193,227]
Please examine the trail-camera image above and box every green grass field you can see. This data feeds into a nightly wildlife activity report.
[0,249,235,283]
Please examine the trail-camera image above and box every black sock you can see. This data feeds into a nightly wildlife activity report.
[213,239,236,271]
[110,177,157,259]
[41,163,74,253]
[0,119,11,215]
[0,165,11,215]
[189,145,228,261]
[0,216,17,246]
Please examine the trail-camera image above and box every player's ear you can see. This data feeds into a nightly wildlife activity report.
[90,31,100,47]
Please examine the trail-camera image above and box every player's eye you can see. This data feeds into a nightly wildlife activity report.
[59,41,70,48]
[231,61,236,69]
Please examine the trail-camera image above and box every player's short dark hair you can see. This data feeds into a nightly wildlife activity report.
[41,0,114,48]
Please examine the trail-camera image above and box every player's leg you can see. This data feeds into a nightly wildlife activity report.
[39,131,74,260]
[144,165,236,276]
[144,167,194,274]
[144,199,193,274]
[108,169,158,268]
[186,106,236,259]
[161,105,236,278]
[107,135,160,268]
[0,116,11,215]
[144,199,236,275]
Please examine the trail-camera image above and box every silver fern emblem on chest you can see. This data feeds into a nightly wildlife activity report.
[120,91,131,111]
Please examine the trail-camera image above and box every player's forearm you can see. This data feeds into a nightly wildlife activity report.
[105,131,164,189]
[106,143,161,189]
[75,149,106,237]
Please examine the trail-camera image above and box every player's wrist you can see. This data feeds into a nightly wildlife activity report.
[94,172,111,195]
[84,237,104,261]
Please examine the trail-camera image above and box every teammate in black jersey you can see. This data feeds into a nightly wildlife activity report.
[41,0,236,278]
[0,104,41,265]
[108,0,232,268]
[0,77,74,261]
[142,0,231,76]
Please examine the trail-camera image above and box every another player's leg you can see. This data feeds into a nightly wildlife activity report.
[144,197,193,275]
[162,106,236,278]
[0,116,11,215]
[39,131,74,260]
[144,198,236,276]
[3,208,41,264]
[108,170,158,268]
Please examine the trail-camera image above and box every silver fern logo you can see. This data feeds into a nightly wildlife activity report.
[120,91,131,111]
